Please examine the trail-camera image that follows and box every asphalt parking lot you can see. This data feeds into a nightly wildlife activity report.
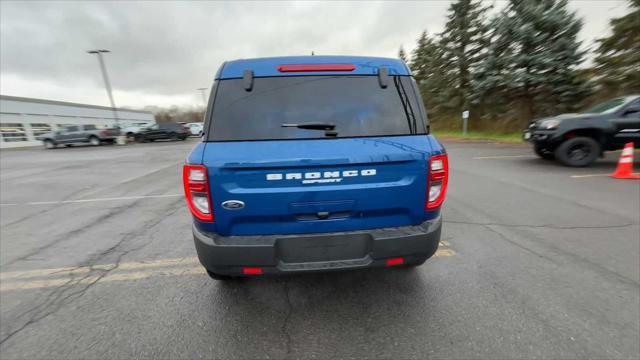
[1,139,639,359]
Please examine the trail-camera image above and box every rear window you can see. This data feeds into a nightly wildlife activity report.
[206,75,426,141]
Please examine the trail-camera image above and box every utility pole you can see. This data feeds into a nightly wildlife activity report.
[87,49,119,128]
[196,88,208,107]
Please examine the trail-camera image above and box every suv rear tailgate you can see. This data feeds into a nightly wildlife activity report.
[201,135,432,236]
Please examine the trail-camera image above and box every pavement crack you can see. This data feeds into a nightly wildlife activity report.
[444,219,638,230]
[0,261,119,346]
[280,279,294,355]
[4,197,151,268]
[0,199,184,346]
[478,223,640,288]
[481,224,553,261]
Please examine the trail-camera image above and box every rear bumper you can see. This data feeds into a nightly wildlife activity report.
[193,216,442,276]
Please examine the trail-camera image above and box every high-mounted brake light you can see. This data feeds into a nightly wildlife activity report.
[277,64,356,72]
[426,154,449,210]
[183,164,213,221]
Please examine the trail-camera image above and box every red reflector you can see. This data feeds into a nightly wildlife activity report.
[242,267,263,275]
[189,183,206,192]
[385,257,404,266]
[277,64,356,72]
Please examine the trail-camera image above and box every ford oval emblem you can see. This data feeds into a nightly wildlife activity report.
[221,200,245,210]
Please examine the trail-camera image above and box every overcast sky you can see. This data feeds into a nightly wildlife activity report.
[0,0,631,109]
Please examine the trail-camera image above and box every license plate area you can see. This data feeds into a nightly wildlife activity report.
[276,233,371,263]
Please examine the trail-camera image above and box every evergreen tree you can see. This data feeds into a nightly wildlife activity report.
[398,46,409,63]
[439,0,491,113]
[477,0,591,125]
[594,0,640,96]
[410,32,435,82]
[410,31,450,115]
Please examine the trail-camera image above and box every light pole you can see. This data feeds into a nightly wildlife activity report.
[87,49,119,129]
[196,88,208,107]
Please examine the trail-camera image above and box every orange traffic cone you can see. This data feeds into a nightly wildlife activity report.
[610,142,640,179]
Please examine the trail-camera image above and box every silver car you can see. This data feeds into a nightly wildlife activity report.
[38,124,120,149]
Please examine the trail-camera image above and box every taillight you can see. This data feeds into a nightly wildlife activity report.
[426,154,449,210]
[183,164,213,221]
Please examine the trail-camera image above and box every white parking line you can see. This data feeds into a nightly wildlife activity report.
[570,174,610,178]
[0,194,182,207]
[473,155,534,160]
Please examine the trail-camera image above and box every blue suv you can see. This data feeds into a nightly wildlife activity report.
[183,56,448,280]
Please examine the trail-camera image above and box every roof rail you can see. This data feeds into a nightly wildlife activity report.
[378,67,389,88]
[243,69,254,91]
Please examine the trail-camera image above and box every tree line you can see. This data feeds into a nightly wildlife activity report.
[400,0,639,132]
[144,105,205,123]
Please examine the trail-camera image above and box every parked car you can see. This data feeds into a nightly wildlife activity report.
[186,122,204,136]
[524,95,640,166]
[135,122,189,142]
[183,55,448,280]
[38,124,120,149]
[121,122,154,141]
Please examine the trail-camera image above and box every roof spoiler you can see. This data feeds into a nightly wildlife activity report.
[243,69,254,91]
[378,67,389,88]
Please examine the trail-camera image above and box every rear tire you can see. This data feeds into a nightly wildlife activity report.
[170,132,178,141]
[89,136,101,146]
[43,140,56,149]
[554,137,600,167]
[206,269,235,281]
[534,144,555,160]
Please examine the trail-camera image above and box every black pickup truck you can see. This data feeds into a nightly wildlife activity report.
[523,95,640,167]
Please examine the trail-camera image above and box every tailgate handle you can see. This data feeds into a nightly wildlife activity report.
[295,211,350,221]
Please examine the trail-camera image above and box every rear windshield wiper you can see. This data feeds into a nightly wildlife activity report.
[282,123,338,137]
[281,123,336,130]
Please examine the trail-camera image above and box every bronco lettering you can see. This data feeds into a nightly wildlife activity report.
[266,169,377,182]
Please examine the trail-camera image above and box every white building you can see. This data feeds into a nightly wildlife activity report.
[0,95,156,148]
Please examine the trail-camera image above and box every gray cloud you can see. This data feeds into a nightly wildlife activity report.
[0,0,630,108]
